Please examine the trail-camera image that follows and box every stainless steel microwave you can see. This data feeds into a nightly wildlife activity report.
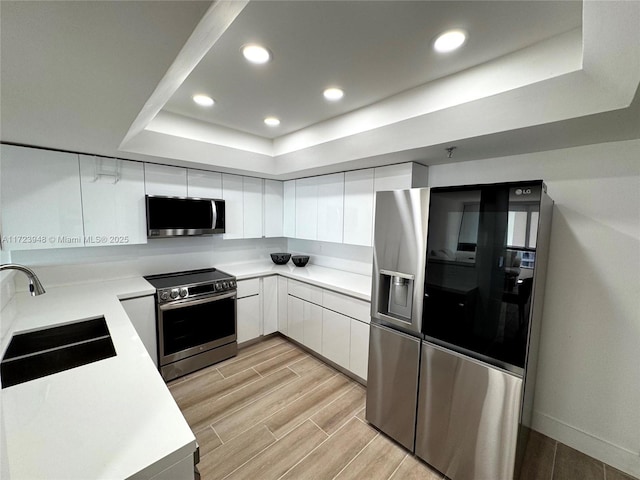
[146,195,225,238]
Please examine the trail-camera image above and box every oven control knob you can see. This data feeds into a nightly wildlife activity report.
[222,281,229,289]
[170,288,179,299]
[160,291,170,301]
[179,287,188,298]
[214,282,222,291]
[230,279,236,288]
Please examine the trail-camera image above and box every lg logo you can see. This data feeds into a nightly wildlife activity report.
[515,188,532,195]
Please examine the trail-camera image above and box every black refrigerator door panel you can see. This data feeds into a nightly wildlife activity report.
[415,341,523,480]
[423,182,543,370]
[365,323,421,452]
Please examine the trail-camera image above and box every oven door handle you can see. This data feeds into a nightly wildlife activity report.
[159,291,237,311]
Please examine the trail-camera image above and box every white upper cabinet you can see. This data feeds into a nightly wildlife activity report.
[317,173,344,244]
[264,179,283,238]
[79,155,146,246]
[343,169,374,246]
[222,173,243,239]
[283,180,296,238]
[295,176,318,240]
[243,176,263,239]
[374,163,428,192]
[144,164,187,197]
[186,169,222,198]
[1,145,84,250]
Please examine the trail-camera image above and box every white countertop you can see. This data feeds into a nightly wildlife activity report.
[217,261,372,301]
[1,277,196,480]
[0,262,371,479]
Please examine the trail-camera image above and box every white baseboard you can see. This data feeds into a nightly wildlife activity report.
[532,411,640,478]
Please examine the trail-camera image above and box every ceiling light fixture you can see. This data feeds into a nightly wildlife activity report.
[242,44,272,64]
[433,29,467,53]
[192,94,214,107]
[264,116,280,127]
[323,87,344,101]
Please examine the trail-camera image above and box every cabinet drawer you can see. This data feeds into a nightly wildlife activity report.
[322,290,370,323]
[288,279,322,304]
[237,278,260,298]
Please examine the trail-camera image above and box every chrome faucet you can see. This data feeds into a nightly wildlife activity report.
[0,264,46,296]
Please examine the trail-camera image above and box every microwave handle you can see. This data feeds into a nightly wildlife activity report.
[211,200,218,229]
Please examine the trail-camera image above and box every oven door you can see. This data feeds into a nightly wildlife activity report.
[158,291,237,366]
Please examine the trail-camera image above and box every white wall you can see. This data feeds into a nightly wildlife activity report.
[287,238,372,276]
[428,139,640,477]
[9,237,286,288]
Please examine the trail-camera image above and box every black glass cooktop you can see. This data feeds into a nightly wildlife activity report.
[144,268,234,289]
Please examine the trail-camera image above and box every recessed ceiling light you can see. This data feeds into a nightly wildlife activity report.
[433,29,467,53]
[192,94,214,107]
[264,116,280,127]
[323,87,344,101]
[242,44,272,64]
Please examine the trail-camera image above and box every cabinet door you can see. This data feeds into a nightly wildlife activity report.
[121,296,157,366]
[263,276,278,335]
[222,173,244,239]
[277,277,288,334]
[344,169,374,246]
[283,180,296,238]
[288,279,322,304]
[374,163,413,192]
[287,295,304,343]
[295,177,318,240]
[1,145,84,250]
[303,301,323,353]
[317,173,344,243]
[237,295,261,343]
[322,309,350,369]
[349,320,369,380]
[243,176,263,239]
[187,169,222,198]
[144,164,187,197]
[264,179,283,238]
[79,156,146,246]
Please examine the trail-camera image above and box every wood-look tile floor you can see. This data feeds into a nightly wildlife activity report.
[168,336,638,480]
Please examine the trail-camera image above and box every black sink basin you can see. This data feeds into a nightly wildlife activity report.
[1,317,116,388]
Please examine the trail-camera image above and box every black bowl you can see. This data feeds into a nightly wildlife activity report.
[291,255,310,267]
[270,253,291,265]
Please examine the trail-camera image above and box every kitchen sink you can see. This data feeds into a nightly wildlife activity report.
[1,316,116,388]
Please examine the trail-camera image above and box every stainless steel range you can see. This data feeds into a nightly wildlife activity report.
[144,268,237,382]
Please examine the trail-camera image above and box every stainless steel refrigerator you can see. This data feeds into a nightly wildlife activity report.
[366,182,553,480]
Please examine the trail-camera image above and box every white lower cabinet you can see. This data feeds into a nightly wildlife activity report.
[262,276,278,335]
[321,309,351,370]
[349,320,370,380]
[287,295,304,344]
[303,301,323,352]
[237,278,261,343]
[237,295,260,344]
[277,277,288,335]
[120,296,157,367]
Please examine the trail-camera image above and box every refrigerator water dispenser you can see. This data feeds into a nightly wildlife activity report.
[378,270,414,322]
